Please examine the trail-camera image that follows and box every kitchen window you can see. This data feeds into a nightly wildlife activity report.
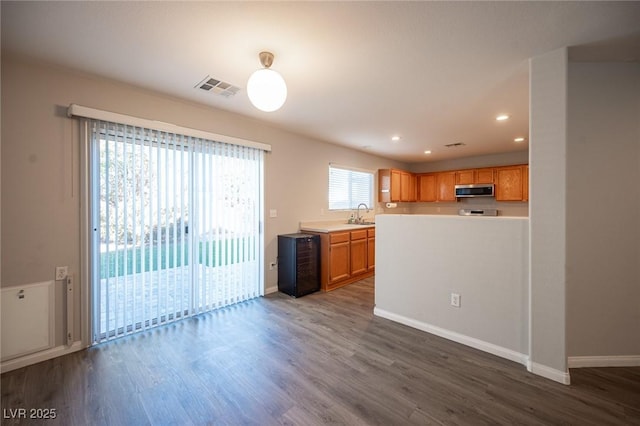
[328,164,374,210]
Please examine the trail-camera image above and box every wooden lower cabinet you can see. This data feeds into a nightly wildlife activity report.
[329,241,350,285]
[350,230,368,276]
[367,228,375,271]
[311,227,375,292]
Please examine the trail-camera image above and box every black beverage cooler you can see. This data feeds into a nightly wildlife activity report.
[277,233,320,297]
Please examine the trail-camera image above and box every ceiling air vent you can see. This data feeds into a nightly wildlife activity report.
[444,142,466,148]
[195,76,240,98]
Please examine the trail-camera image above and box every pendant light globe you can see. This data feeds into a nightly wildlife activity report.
[247,52,287,112]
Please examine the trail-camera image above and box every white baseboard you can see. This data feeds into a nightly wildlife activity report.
[1,341,84,373]
[527,361,571,385]
[373,307,529,366]
[264,285,278,295]
[568,355,640,368]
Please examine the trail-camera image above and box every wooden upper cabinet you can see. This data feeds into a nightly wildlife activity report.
[418,172,455,202]
[400,171,411,202]
[495,165,527,201]
[378,169,391,203]
[407,172,417,202]
[417,174,437,202]
[378,169,415,202]
[456,168,494,184]
[398,171,416,202]
[437,171,457,201]
[475,168,495,184]
[455,170,475,185]
[390,169,402,202]
[523,165,529,202]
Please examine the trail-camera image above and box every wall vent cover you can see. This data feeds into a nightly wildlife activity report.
[195,76,240,98]
[444,142,466,148]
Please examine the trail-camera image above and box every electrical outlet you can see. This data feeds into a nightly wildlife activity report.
[450,293,461,308]
[56,266,68,280]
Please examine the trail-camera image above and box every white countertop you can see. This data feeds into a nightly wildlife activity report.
[299,220,375,233]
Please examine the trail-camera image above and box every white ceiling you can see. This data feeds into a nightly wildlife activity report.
[2,1,640,163]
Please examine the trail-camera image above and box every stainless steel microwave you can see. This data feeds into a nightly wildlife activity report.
[454,184,495,198]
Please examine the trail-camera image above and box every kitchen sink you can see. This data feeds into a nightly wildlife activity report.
[357,221,375,225]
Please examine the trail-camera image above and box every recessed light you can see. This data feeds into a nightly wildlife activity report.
[391,136,401,142]
[424,150,432,155]
[496,114,510,121]
[514,137,526,143]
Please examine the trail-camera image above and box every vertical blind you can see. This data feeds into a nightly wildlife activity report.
[90,120,264,343]
[328,165,374,210]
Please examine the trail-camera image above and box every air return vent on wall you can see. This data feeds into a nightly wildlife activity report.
[195,76,240,98]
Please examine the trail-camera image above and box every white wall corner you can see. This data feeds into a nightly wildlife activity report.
[528,46,569,377]
[528,361,571,385]
[264,285,278,295]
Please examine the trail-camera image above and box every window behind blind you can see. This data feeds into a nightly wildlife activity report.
[88,119,264,343]
[328,165,374,210]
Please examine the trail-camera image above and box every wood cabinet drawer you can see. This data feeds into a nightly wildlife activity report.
[367,228,375,238]
[350,230,367,240]
[330,231,350,244]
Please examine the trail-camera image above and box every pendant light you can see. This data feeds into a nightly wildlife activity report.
[247,51,287,112]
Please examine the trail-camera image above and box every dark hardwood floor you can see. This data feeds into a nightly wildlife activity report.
[2,277,639,425]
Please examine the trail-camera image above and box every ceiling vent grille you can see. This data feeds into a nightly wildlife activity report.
[195,76,240,98]
[444,142,466,148]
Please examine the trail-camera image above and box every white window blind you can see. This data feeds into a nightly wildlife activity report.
[328,165,374,210]
[89,119,264,343]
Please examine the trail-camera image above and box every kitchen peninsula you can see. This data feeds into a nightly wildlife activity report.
[374,214,529,366]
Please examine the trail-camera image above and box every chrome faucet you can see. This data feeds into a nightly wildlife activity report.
[356,203,369,223]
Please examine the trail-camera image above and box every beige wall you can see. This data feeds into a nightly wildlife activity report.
[566,62,640,357]
[0,54,405,346]
[375,214,529,361]
[409,150,529,174]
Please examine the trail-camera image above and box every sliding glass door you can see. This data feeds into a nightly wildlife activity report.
[89,121,263,343]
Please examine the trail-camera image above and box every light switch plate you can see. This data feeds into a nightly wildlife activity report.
[269,209,277,218]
